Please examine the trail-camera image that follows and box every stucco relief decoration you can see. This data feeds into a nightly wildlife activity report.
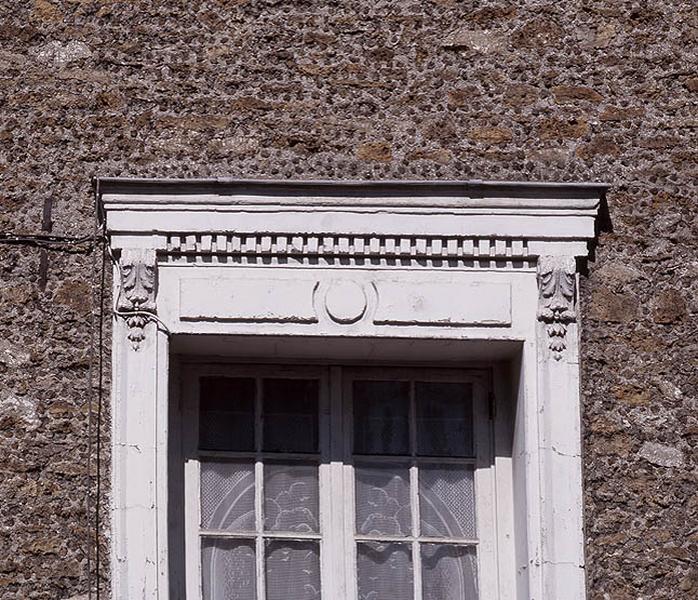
[537,255,577,360]
[117,248,157,350]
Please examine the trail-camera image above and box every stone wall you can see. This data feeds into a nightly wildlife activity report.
[0,1,695,598]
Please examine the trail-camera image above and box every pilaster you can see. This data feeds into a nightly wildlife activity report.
[535,255,586,599]
[111,248,168,599]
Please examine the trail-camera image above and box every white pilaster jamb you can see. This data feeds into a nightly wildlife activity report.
[111,247,166,600]
[111,317,163,599]
[156,327,171,598]
[535,256,586,599]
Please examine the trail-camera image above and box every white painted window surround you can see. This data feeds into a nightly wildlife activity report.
[100,178,607,600]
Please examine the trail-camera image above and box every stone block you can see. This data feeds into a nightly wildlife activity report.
[651,290,687,323]
[356,141,392,162]
[639,442,685,468]
[468,126,513,144]
[553,85,604,103]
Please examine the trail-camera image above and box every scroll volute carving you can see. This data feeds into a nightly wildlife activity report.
[537,255,577,360]
[117,248,157,350]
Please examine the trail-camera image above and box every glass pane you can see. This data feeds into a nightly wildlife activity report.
[355,464,411,536]
[264,462,319,533]
[263,379,319,453]
[422,544,478,600]
[200,461,255,532]
[357,542,413,600]
[416,382,473,457]
[201,538,256,600]
[419,465,476,538]
[353,380,410,455]
[199,377,255,451]
[265,540,321,600]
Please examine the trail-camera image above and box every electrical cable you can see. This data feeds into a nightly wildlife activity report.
[86,177,104,600]
[92,178,107,600]
[95,230,106,600]
[0,232,102,249]
[1,192,108,598]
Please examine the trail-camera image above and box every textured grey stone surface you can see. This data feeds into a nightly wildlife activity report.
[0,1,696,598]
[639,442,686,468]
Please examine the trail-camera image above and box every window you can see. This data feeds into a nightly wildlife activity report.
[182,365,496,600]
[102,177,605,599]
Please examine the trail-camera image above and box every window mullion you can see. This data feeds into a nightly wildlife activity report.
[320,367,340,598]
[184,372,202,600]
[409,381,423,600]
[320,366,342,599]
[342,368,359,600]
[473,380,498,598]
[254,377,265,600]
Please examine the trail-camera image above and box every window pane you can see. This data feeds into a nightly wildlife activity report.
[265,540,321,600]
[353,381,409,455]
[419,465,476,538]
[263,379,319,453]
[201,538,256,600]
[199,377,255,451]
[357,542,413,600]
[416,382,473,457]
[264,462,319,533]
[421,544,478,600]
[200,461,255,532]
[355,463,411,536]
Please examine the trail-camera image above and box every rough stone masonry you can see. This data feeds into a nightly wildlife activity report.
[0,1,696,598]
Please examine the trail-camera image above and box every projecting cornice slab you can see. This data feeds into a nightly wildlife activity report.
[99,177,607,257]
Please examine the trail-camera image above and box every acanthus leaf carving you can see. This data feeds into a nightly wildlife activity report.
[537,255,577,361]
[117,248,157,350]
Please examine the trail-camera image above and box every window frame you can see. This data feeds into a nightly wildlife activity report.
[182,364,331,599]
[341,366,497,600]
[181,363,499,600]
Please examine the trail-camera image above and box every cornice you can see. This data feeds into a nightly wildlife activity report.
[98,177,606,210]
[99,177,606,260]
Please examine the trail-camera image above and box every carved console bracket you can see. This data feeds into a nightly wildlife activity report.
[537,255,577,361]
[116,248,157,350]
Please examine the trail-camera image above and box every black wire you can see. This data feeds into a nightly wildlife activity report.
[0,233,103,252]
[93,178,105,600]
[85,178,105,600]
[95,236,106,600]
[86,251,96,599]
[85,192,101,599]
[0,233,101,244]
[2,202,106,596]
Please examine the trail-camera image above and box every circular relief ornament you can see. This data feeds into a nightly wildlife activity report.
[324,281,367,324]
